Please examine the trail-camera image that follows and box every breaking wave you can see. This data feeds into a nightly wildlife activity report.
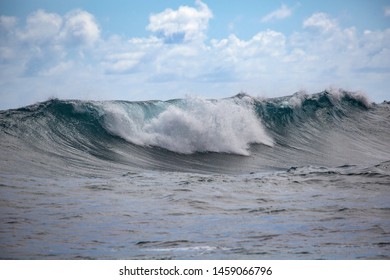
[1,89,389,173]
[102,96,273,155]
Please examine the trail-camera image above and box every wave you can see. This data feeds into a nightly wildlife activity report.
[102,96,273,155]
[1,89,389,174]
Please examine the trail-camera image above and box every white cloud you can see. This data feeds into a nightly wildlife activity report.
[0,15,18,31]
[208,29,287,82]
[61,10,100,47]
[0,16,19,61]
[103,51,145,74]
[303,12,337,32]
[99,35,163,75]
[18,10,62,43]
[146,0,212,43]
[1,3,390,109]
[0,9,100,77]
[261,4,293,23]
[385,7,390,17]
[12,9,100,48]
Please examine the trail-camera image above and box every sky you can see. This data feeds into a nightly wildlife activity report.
[1,0,390,109]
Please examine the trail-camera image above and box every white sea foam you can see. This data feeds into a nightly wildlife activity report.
[144,246,219,253]
[326,87,371,108]
[102,96,273,155]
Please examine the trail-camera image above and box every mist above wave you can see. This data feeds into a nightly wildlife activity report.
[102,96,274,155]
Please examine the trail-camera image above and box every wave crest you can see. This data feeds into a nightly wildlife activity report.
[103,96,274,155]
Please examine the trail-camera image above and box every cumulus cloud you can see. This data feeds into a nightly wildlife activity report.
[61,10,100,47]
[146,0,212,43]
[1,1,390,109]
[18,9,62,43]
[0,9,100,77]
[10,9,100,47]
[261,4,293,23]
[104,8,390,101]
[303,12,337,32]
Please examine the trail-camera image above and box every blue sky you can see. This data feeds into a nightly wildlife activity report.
[1,0,390,109]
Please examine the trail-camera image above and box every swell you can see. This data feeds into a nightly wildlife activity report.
[0,99,125,175]
[1,90,389,174]
[249,90,390,169]
[253,90,371,129]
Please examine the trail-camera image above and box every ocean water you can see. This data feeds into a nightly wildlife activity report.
[0,90,389,259]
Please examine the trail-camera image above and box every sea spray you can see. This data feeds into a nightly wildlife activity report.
[102,96,274,155]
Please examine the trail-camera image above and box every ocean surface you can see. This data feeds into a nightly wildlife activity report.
[1,90,389,259]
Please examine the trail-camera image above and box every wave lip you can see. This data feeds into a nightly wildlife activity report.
[102,96,274,156]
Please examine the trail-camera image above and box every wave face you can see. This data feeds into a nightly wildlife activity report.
[1,90,390,174]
